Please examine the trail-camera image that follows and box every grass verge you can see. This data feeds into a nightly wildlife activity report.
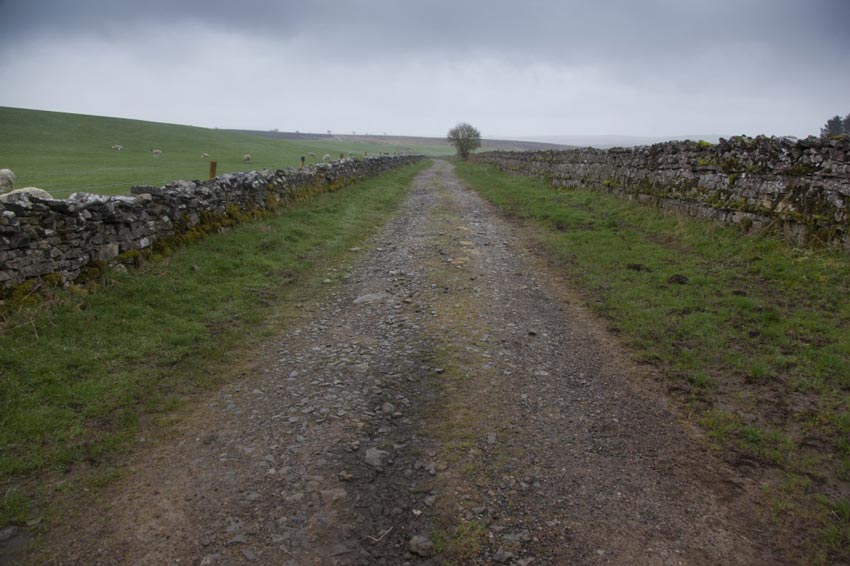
[0,159,430,526]
[455,160,850,563]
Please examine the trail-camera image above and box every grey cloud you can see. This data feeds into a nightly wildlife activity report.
[3,1,848,59]
[0,0,848,138]
[2,0,848,92]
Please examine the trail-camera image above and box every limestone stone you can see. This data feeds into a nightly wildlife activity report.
[473,135,850,250]
[0,156,422,289]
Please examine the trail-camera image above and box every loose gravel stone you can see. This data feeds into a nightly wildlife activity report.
[408,534,434,557]
[353,292,388,304]
[365,447,391,469]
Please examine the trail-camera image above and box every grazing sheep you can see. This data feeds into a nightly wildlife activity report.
[0,168,15,192]
[308,152,316,158]
[111,144,124,151]
[151,149,162,159]
[0,186,53,201]
[201,152,209,159]
[242,154,252,162]
[322,154,331,162]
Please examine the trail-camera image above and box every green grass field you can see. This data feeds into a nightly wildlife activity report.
[455,161,850,562]
[0,160,429,527]
[0,107,449,198]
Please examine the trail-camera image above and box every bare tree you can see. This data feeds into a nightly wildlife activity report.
[447,122,482,159]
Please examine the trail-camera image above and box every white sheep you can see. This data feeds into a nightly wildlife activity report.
[308,152,316,158]
[151,149,162,159]
[243,154,252,162]
[201,152,209,159]
[0,168,15,193]
[322,154,331,162]
[0,187,53,201]
[111,144,124,151]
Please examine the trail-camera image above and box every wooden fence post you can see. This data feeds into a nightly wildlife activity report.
[300,156,305,169]
[209,161,217,179]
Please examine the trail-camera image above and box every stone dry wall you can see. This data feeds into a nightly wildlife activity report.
[472,136,850,248]
[0,155,422,290]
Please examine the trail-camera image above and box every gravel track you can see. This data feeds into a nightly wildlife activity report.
[28,160,786,565]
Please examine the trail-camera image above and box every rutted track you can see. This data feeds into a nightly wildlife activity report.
[30,160,785,565]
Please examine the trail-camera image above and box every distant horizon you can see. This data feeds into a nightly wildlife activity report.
[0,105,775,149]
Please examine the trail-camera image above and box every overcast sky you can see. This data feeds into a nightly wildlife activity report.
[1,0,848,139]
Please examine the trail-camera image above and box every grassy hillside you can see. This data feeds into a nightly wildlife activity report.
[0,107,449,198]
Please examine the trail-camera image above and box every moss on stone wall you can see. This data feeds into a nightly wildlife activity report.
[471,137,849,249]
[0,156,423,290]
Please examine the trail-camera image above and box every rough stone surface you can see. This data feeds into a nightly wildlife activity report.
[364,447,390,469]
[0,525,19,542]
[0,156,422,289]
[472,135,850,249]
[408,534,434,557]
[353,292,388,304]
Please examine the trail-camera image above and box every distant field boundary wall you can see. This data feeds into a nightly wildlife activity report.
[471,136,850,249]
[0,155,423,290]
